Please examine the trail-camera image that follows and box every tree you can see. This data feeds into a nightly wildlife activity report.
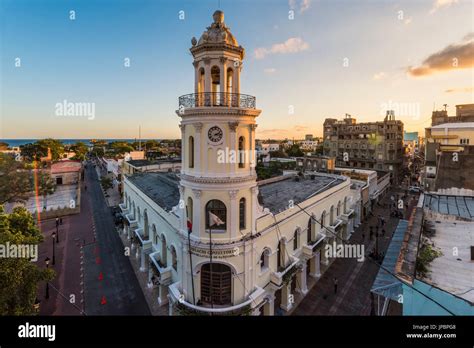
[100,176,113,191]
[269,150,287,158]
[20,143,48,162]
[36,171,56,211]
[70,142,88,161]
[0,153,32,205]
[36,139,64,161]
[0,206,55,315]
[287,144,304,157]
[109,141,134,156]
[0,142,9,151]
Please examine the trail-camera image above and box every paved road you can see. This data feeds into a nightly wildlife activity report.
[292,188,417,315]
[83,164,151,315]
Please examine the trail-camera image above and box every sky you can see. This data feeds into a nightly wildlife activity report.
[0,0,473,140]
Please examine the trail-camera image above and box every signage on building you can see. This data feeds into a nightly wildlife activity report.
[190,246,239,258]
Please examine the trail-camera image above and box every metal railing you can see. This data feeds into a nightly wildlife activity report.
[178,92,256,109]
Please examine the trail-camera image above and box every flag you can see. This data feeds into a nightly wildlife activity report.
[187,220,193,233]
[208,211,225,227]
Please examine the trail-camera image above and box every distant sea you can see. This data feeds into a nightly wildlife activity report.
[0,139,161,147]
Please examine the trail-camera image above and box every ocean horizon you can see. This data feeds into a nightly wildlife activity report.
[0,139,165,147]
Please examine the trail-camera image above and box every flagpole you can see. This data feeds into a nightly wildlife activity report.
[186,206,196,305]
[209,211,214,311]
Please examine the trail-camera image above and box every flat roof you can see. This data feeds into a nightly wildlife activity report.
[127,158,181,167]
[258,174,345,213]
[429,122,474,129]
[423,193,474,219]
[51,161,82,174]
[127,172,180,211]
[422,216,474,304]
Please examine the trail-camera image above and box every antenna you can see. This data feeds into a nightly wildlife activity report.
[139,125,142,151]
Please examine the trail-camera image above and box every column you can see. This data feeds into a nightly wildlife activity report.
[193,61,199,94]
[309,252,321,278]
[233,64,240,94]
[228,122,238,174]
[281,282,293,312]
[192,189,202,237]
[219,58,227,105]
[140,247,146,272]
[229,190,238,240]
[157,285,169,306]
[296,263,308,295]
[194,123,202,175]
[251,186,258,234]
[248,124,257,171]
[179,185,185,232]
[179,125,186,174]
[263,296,275,316]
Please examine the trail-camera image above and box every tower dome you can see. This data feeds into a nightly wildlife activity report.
[194,10,239,47]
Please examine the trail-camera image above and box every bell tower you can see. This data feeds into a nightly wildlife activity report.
[177,10,261,244]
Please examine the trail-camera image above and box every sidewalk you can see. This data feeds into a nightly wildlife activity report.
[93,165,121,207]
[291,188,415,315]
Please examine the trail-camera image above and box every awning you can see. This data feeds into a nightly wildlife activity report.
[370,219,408,302]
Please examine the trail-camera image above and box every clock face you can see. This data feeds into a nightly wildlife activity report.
[208,126,223,143]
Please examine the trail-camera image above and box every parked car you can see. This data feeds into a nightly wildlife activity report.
[408,186,421,193]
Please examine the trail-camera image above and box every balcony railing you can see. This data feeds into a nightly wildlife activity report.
[178,92,256,109]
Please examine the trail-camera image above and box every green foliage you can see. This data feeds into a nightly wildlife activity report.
[416,243,443,278]
[20,143,48,162]
[70,142,89,161]
[0,142,9,151]
[286,144,304,157]
[100,177,113,190]
[0,206,55,315]
[36,139,64,161]
[0,153,32,204]
[109,141,134,155]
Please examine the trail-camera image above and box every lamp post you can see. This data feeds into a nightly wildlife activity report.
[45,257,50,299]
[52,232,56,265]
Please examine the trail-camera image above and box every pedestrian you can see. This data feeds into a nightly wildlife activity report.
[55,218,59,227]
[59,217,63,225]
[333,277,338,294]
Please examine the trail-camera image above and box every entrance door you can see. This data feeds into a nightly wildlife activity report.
[56,177,63,185]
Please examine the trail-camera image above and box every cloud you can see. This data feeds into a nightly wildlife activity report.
[264,68,276,74]
[254,37,309,60]
[407,34,474,77]
[289,0,312,13]
[373,72,387,80]
[257,125,310,138]
[430,0,458,14]
[444,87,474,93]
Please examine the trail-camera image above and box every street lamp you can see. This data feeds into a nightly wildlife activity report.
[52,232,56,265]
[44,257,50,299]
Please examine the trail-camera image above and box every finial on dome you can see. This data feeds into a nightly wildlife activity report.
[213,10,224,24]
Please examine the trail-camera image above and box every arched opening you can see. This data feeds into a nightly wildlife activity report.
[239,197,246,230]
[132,202,136,220]
[160,234,167,267]
[187,197,193,231]
[171,246,177,271]
[137,206,141,222]
[307,217,313,243]
[321,211,326,229]
[238,136,245,168]
[188,136,194,169]
[330,206,335,225]
[198,68,205,93]
[260,248,270,271]
[144,209,149,238]
[226,67,233,106]
[205,200,227,230]
[337,201,341,217]
[293,229,299,250]
[200,263,232,306]
[277,239,286,270]
[211,66,221,105]
[152,225,157,244]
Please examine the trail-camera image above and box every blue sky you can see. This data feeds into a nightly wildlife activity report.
[1,0,473,139]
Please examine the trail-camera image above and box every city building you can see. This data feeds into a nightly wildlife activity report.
[431,104,474,126]
[120,10,357,315]
[323,111,404,183]
[298,139,319,152]
[404,131,419,156]
[395,193,474,315]
[295,156,335,173]
[50,160,82,185]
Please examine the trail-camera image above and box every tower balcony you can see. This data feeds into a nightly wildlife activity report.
[178,92,256,109]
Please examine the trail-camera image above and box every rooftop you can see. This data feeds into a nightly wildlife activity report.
[423,193,474,219]
[422,214,474,304]
[429,122,474,129]
[51,160,82,174]
[258,174,345,213]
[127,172,180,211]
[127,158,181,168]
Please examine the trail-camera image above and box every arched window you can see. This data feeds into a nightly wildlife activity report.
[238,136,245,168]
[337,201,341,217]
[293,230,299,250]
[152,225,158,245]
[260,248,270,271]
[307,218,313,243]
[205,200,227,230]
[187,197,193,231]
[277,239,285,270]
[239,198,246,230]
[171,246,177,271]
[132,202,136,220]
[137,206,141,222]
[330,206,335,225]
[321,211,326,228]
[211,66,221,105]
[189,136,194,168]
[160,234,167,267]
[200,263,232,306]
[144,209,149,238]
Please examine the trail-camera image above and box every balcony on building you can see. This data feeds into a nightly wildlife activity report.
[270,256,299,287]
[133,227,151,247]
[169,282,265,315]
[303,231,326,257]
[178,92,256,110]
[149,251,172,286]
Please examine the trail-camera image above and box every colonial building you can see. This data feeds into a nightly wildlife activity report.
[323,112,404,183]
[120,10,357,315]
